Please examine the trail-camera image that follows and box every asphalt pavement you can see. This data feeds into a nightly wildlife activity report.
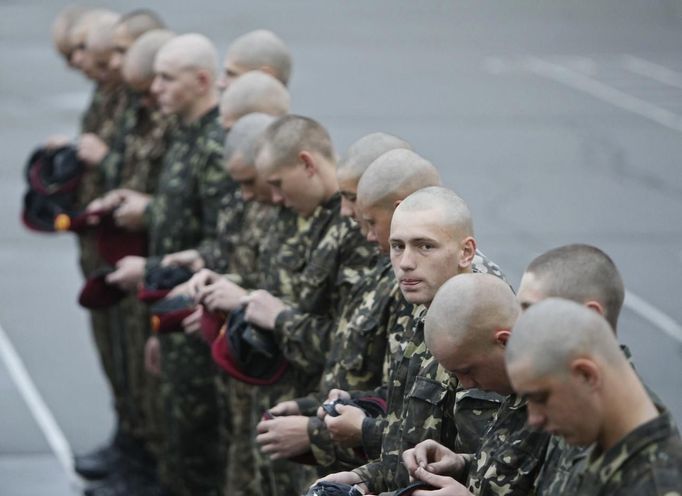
[1,1,681,493]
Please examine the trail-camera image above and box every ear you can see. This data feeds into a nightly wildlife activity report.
[493,328,511,348]
[584,300,606,317]
[195,69,211,94]
[392,199,402,210]
[299,151,318,177]
[459,236,477,269]
[258,65,278,80]
[570,358,602,391]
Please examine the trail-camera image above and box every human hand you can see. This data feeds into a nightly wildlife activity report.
[402,440,466,481]
[77,133,109,166]
[317,389,351,419]
[241,290,288,331]
[105,256,146,292]
[412,467,473,496]
[113,189,151,231]
[311,472,368,494]
[255,415,310,460]
[161,249,205,272]
[269,400,301,416]
[196,278,247,312]
[144,336,161,376]
[323,403,366,448]
[182,306,203,335]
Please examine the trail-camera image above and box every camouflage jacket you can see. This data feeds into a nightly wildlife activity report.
[199,186,245,274]
[534,344,667,496]
[272,193,378,374]
[210,201,276,283]
[353,252,509,494]
[144,107,237,263]
[303,256,407,468]
[100,94,174,194]
[77,84,131,209]
[563,409,682,496]
[464,394,550,496]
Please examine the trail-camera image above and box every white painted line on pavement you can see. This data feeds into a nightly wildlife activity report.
[622,55,682,90]
[0,321,82,490]
[624,290,682,344]
[525,56,682,134]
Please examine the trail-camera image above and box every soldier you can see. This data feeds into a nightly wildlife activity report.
[218,29,292,90]
[81,30,177,496]
[51,5,92,67]
[514,244,662,495]
[195,115,377,495]
[401,273,550,496]
[507,299,682,496]
[321,187,506,494]
[158,70,290,274]
[105,34,233,496]
[256,136,412,473]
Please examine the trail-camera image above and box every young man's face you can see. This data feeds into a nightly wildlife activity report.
[517,272,548,311]
[389,208,463,305]
[151,52,199,117]
[436,341,511,393]
[337,172,358,219]
[217,53,250,91]
[258,148,320,218]
[508,361,600,446]
[228,153,272,203]
[108,24,134,75]
[359,202,393,254]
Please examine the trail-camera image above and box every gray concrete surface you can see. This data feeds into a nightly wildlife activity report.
[1,1,681,492]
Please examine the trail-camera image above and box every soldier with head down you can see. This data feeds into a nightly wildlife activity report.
[321,187,507,494]
[507,299,682,496]
[400,272,550,496]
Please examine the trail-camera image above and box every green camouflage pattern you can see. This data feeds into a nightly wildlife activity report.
[562,409,682,496]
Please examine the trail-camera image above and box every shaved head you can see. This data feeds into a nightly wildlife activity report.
[69,9,116,50]
[219,71,290,128]
[426,273,519,353]
[155,33,219,78]
[227,29,292,85]
[116,9,165,39]
[522,244,624,329]
[507,298,625,380]
[394,186,473,237]
[123,30,175,85]
[357,149,440,210]
[225,113,277,165]
[338,132,412,182]
[257,115,334,171]
[85,12,120,54]
[52,5,91,58]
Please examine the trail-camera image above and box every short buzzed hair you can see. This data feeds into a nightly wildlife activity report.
[507,298,625,378]
[426,273,519,353]
[395,186,474,237]
[526,244,624,329]
[228,29,292,85]
[259,115,334,169]
[117,9,165,39]
[219,71,290,124]
[123,29,175,83]
[338,132,411,182]
[357,149,440,209]
[156,33,219,78]
[225,113,277,165]
[52,5,91,56]
[86,12,120,53]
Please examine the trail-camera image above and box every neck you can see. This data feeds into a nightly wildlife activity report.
[182,92,218,125]
[598,367,658,452]
[318,162,340,205]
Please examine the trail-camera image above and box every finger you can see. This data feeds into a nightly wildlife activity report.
[256,419,273,434]
[414,467,453,488]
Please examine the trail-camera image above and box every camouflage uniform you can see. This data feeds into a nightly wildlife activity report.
[302,256,405,471]
[76,83,132,445]
[230,194,378,496]
[353,254,508,495]
[98,93,175,461]
[144,106,235,496]
[463,394,550,496]
[562,409,682,496]
[534,345,667,496]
